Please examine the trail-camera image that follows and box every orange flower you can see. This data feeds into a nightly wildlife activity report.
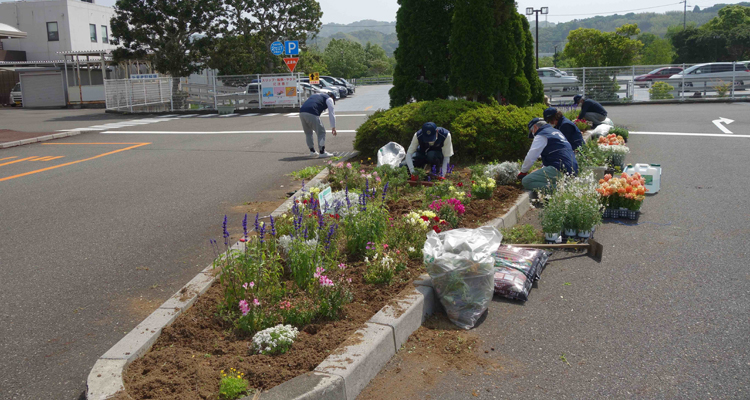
[617,187,626,194]
[604,174,612,180]
[621,172,628,178]
[599,179,605,184]
[636,187,646,195]
[625,186,633,193]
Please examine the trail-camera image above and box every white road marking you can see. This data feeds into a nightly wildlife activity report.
[262,113,279,117]
[630,131,750,138]
[198,114,218,118]
[219,113,239,117]
[712,117,734,134]
[286,113,300,117]
[176,114,198,118]
[100,129,358,135]
[241,113,258,117]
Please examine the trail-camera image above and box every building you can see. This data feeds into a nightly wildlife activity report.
[0,0,116,62]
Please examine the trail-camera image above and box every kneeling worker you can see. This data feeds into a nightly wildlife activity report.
[573,94,607,127]
[517,118,578,190]
[405,122,453,176]
[543,107,583,150]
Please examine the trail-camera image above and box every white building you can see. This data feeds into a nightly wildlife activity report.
[0,0,116,61]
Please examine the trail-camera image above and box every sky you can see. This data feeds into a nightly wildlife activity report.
[63,0,748,25]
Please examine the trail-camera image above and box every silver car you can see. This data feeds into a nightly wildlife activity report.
[668,62,750,90]
[10,82,22,106]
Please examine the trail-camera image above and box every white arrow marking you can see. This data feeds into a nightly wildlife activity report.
[712,117,734,134]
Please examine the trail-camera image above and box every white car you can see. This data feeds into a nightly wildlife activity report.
[537,68,579,91]
[9,82,22,106]
[540,67,568,76]
[668,62,750,90]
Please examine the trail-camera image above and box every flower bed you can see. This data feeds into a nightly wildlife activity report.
[119,160,526,399]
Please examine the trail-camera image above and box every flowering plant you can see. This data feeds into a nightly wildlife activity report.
[219,368,248,400]
[574,118,592,131]
[598,133,625,146]
[484,161,520,185]
[471,176,496,200]
[251,324,299,355]
[545,173,603,232]
[429,198,465,229]
[597,172,647,211]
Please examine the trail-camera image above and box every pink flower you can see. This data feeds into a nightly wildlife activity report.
[239,300,250,316]
[346,163,352,169]
[360,169,366,173]
[253,298,260,306]
[347,278,352,283]
[338,263,347,270]
[376,177,381,182]
[383,244,389,249]
[319,275,334,287]
[314,266,326,278]
[396,249,401,254]
[242,281,255,290]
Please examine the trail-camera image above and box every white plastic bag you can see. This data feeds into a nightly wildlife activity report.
[423,227,502,329]
[376,142,406,168]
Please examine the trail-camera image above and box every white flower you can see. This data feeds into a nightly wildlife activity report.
[408,247,416,252]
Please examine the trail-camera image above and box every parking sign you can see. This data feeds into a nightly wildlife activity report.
[285,40,299,55]
[270,41,284,56]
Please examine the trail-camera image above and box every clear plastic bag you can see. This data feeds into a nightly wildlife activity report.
[423,227,502,329]
[376,142,406,168]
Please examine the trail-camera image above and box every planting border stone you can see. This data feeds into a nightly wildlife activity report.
[86,166,532,400]
[0,130,92,149]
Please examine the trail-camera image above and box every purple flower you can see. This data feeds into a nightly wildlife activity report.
[242,214,248,240]
[270,215,276,236]
[382,182,389,202]
[365,178,369,195]
[303,226,308,240]
[325,223,337,250]
[259,221,266,243]
[254,213,260,232]
[317,209,325,230]
[345,185,351,210]
[222,215,229,246]
[431,164,437,175]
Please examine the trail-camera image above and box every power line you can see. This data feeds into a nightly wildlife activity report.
[545,2,682,17]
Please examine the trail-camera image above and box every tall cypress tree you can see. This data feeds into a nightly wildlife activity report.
[390,0,454,107]
[449,0,498,102]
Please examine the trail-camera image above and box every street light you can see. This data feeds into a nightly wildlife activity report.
[526,6,548,69]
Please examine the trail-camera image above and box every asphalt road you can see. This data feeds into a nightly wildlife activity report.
[364,102,750,399]
[0,85,389,400]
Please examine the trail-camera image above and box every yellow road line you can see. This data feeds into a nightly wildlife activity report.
[0,156,18,161]
[0,143,150,183]
[364,106,373,111]
[32,156,55,161]
[42,142,151,145]
[45,156,65,161]
[0,156,38,167]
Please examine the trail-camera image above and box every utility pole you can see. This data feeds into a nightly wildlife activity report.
[553,45,558,67]
[526,7,549,69]
[681,0,687,29]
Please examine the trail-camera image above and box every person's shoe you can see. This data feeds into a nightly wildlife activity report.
[319,151,334,158]
[309,151,319,158]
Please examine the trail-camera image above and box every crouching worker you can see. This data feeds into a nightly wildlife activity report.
[404,122,454,176]
[543,107,583,150]
[573,94,608,127]
[517,118,579,191]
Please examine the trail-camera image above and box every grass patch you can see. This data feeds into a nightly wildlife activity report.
[500,224,544,244]
[288,165,325,181]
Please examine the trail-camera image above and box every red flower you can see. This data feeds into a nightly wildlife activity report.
[440,220,448,225]
[410,174,418,181]
[433,216,440,222]
[420,216,429,222]
[432,226,442,233]
[471,180,475,184]
[302,199,309,204]
[457,182,463,187]
[330,214,341,220]
[438,177,446,181]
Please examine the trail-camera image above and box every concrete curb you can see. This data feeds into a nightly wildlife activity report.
[86,168,531,400]
[0,130,91,149]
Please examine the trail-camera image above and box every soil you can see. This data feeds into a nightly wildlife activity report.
[121,258,426,400]
[462,185,525,228]
[357,313,491,400]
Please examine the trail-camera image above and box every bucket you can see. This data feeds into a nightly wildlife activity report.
[624,164,661,194]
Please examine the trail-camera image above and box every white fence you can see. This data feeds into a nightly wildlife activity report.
[105,73,316,113]
[541,62,750,105]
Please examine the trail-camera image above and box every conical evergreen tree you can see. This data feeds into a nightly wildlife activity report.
[449,0,498,102]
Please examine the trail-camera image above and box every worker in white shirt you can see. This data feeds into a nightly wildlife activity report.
[517,118,579,190]
[299,92,337,158]
[404,122,454,176]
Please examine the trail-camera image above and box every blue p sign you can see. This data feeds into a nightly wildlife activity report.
[285,40,299,55]
[270,41,284,56]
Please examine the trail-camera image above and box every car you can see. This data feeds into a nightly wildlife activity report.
[9,82,22,106]
[668,62,750,90]
[299,78,340,99]
[634,66,684,87]
[337,77,356,94]
[539,67,568,76]
[318,76,348,98]
[537,69,579,92]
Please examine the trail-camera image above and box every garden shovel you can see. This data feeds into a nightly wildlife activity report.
[513,240,604,263]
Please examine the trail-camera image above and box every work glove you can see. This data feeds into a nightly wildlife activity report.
[517,172,528,180]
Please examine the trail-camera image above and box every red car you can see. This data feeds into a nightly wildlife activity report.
[634,67,683,87]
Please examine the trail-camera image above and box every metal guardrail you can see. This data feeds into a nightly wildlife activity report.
[352,76,393,86]
[542,63,750,105]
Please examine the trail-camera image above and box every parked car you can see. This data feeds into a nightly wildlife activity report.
[668,62,750,90]
[634,66,684,87]
[300,78,340,99]
[318,76,348,98]
[10,82,22,106]
[324,76,355,94]
[537,68,579,91]
[337,77,356,94]
[539,67,568,76]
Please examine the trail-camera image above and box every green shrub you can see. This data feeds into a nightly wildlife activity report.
[609,126,629,141]
[354,100,545,164]
[649,81,674,100]
[500,224,544,244]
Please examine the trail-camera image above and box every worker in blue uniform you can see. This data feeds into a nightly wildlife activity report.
[517,118,579,190]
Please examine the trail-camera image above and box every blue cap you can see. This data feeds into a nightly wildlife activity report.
[573,94,583,105]
[528,118,541,137]
[421,122,438,142]
[543,107,557,120]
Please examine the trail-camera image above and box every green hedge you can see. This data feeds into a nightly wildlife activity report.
[354,100,546,163]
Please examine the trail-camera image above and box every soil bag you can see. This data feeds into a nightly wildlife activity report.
[492,245,551,302]
[376,142,406,168]
[423,227,501,329]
